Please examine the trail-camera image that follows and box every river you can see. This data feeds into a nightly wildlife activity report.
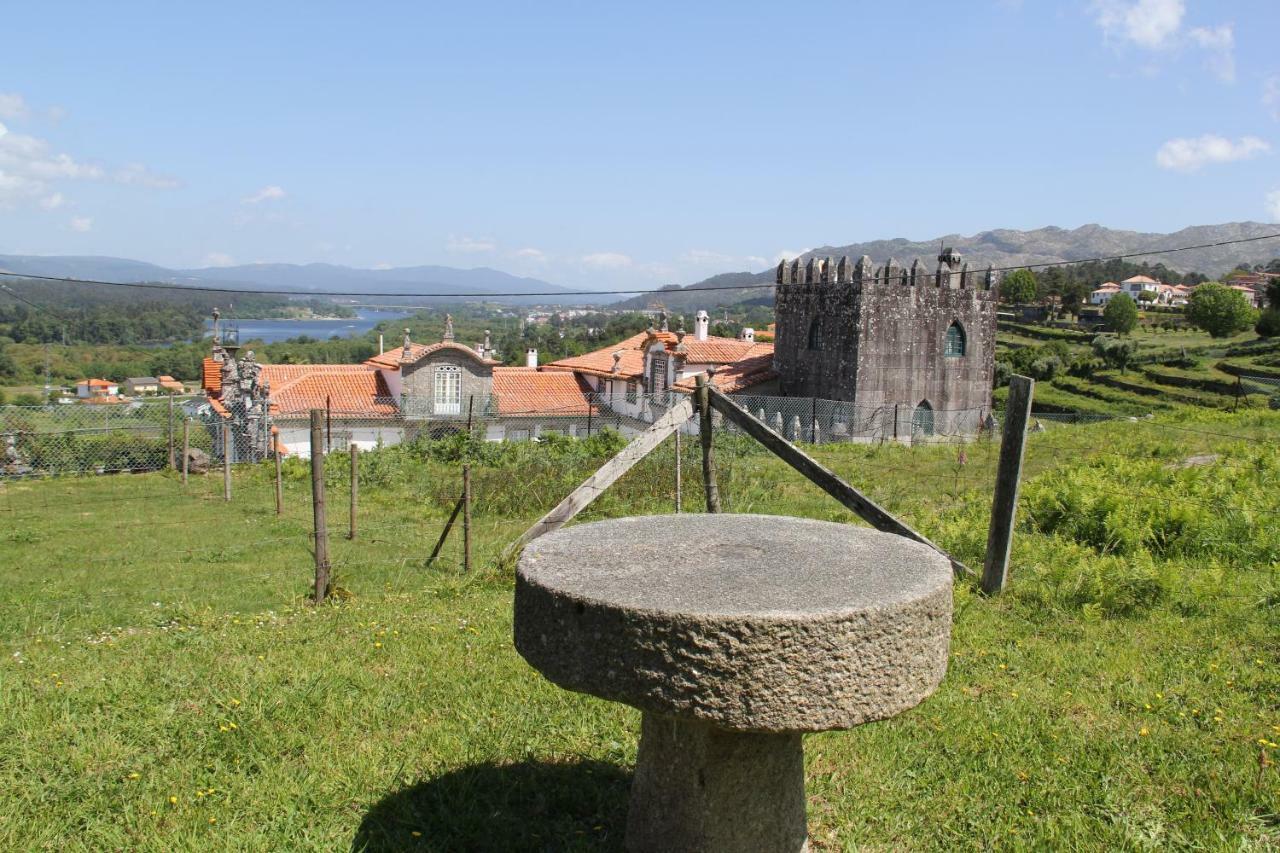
[203,309,410,345]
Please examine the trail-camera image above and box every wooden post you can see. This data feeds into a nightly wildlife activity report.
[348,441,358,540]
[309,409,330,604]
[181,418,190,485]
[466,395,474,433]
[810,396,818,443]
[674,427,682,513]
[427,496,465,566]
[695,374,721,513]
[982,375,1034,595]
[462,464,472,572]
[272,427,283,516]
[222,422,232,502]
[167,391,175,470]
[325,395,332,454]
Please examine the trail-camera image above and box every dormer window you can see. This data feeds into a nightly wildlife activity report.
[434,365,462,414]
[944,322,966,358]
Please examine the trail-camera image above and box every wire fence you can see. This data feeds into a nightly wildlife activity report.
[1,389,1275,646]
[1,392,1006,478]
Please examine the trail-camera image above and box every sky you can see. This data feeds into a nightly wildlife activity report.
[1,0,1278,290]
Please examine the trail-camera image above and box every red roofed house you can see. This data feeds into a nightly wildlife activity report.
[542,310,777,425]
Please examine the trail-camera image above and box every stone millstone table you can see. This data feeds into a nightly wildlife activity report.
[514,514,953,853]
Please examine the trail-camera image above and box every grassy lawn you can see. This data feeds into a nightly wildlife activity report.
[1,411,1277,850]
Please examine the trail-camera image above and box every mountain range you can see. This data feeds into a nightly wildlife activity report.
[3,221,1277,312]
[0,256,578,305]
[615,221,1280,311]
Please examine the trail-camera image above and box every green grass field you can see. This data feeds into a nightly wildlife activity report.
[1,411,1278,850]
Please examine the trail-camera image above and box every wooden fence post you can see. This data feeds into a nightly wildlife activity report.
[167,391,175,470]
[310,409,330,604]
[272,426,283,516]
[462,464,472,572]
[325,395,332,454]
[427,496,465,566]
[982,375,1034,595]
[181,418,190,485]
[695,374,721,513]
[674,427,682,513]
[348,441,358,540]
[222,422,232,502]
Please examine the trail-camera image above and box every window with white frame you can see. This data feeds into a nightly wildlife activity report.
[433,365,462,414]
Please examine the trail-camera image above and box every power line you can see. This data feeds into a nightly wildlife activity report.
[0,231,1277,300]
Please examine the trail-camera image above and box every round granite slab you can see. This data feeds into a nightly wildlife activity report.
[514,514,952,733]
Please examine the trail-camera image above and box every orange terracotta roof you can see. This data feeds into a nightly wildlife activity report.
[677,338,767,364]
[78,378,115,387]
[673,351,777,395]
[542,330,653,379]
[202,358,222,396]
[208,397,231,419]
[364,340,500,370]
[492,367,597,416]
[260,365,397,418]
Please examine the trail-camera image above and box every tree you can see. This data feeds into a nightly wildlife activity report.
[1104,293,1138,335]
[1185,282,1255,338]
[1092,336,1138,374]
[1002,268,1038,304]
[1256,308,1280,338]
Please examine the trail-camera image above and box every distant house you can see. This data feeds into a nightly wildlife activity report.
[124,377,161,396]
[1090,283,1121,305]
[76,378,120,399]
[156,375,185,393]
[1228,284,1264,309]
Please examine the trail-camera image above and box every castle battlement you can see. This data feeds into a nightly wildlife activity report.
[775,250,1000,293]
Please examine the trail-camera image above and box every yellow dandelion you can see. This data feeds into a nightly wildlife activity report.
[169,796,178,805]
[55,681,63,687]
[196,791,205,798]
[1155,693,1163,700]
[998,663,1007,670]
[374,642,382,648]
[228,722,237,730]
[257,655,264,661]
[231,698,241,706]
[1139,727,1150,737]
[219,725,228,732]
[128,772,140,779]
[209,817,217,824]
[1144,704,1152,710]
[412,831,422,837]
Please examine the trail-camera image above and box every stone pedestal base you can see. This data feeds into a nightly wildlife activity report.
[626,713,808,853]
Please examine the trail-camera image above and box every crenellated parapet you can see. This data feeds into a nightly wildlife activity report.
[776,248,1000,293]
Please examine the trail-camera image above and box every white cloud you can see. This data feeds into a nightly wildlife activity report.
[39,192,64,210]
[0,93,28,120]
[115,163,180,189]
[581,252,633,269]
[243,185,286,204]
[1265,76,1280,121]
[372,262,393,270]
[1188,24,1234,82]
[1092,0,1184,49]
[1267,189,1280,222]
[772,248,811,264]
[745,256,769,269]
[0,121,6,139]
[514,247,549,262]
[446,234,497,253]
[203,252,236,267]
[1155,134,1269,172]
[68,216,92,232]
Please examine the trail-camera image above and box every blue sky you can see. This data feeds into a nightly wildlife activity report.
[1,0,1277,289]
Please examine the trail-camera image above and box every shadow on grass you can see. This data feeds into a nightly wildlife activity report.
[353,759,630,852]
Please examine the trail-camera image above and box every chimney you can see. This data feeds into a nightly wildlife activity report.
[378,333,384,355]
[739,327,755,342]
[694,310,710,342]
[611,351,623,374]
[526,348,538,368]
[402,328,411,358]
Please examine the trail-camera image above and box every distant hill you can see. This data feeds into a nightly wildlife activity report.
[0,256,582,305]
[614,221,1280,311]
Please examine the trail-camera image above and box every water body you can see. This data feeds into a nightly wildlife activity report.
[203,309,409,345]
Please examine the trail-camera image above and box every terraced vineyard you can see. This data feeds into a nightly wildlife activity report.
[994,322,1278,416]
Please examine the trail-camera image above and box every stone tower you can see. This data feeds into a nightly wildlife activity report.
[772,249,998,438]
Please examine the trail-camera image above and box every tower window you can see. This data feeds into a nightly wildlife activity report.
[944,322,966,358]
[912,401,935,436]
[807,318,824,351]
